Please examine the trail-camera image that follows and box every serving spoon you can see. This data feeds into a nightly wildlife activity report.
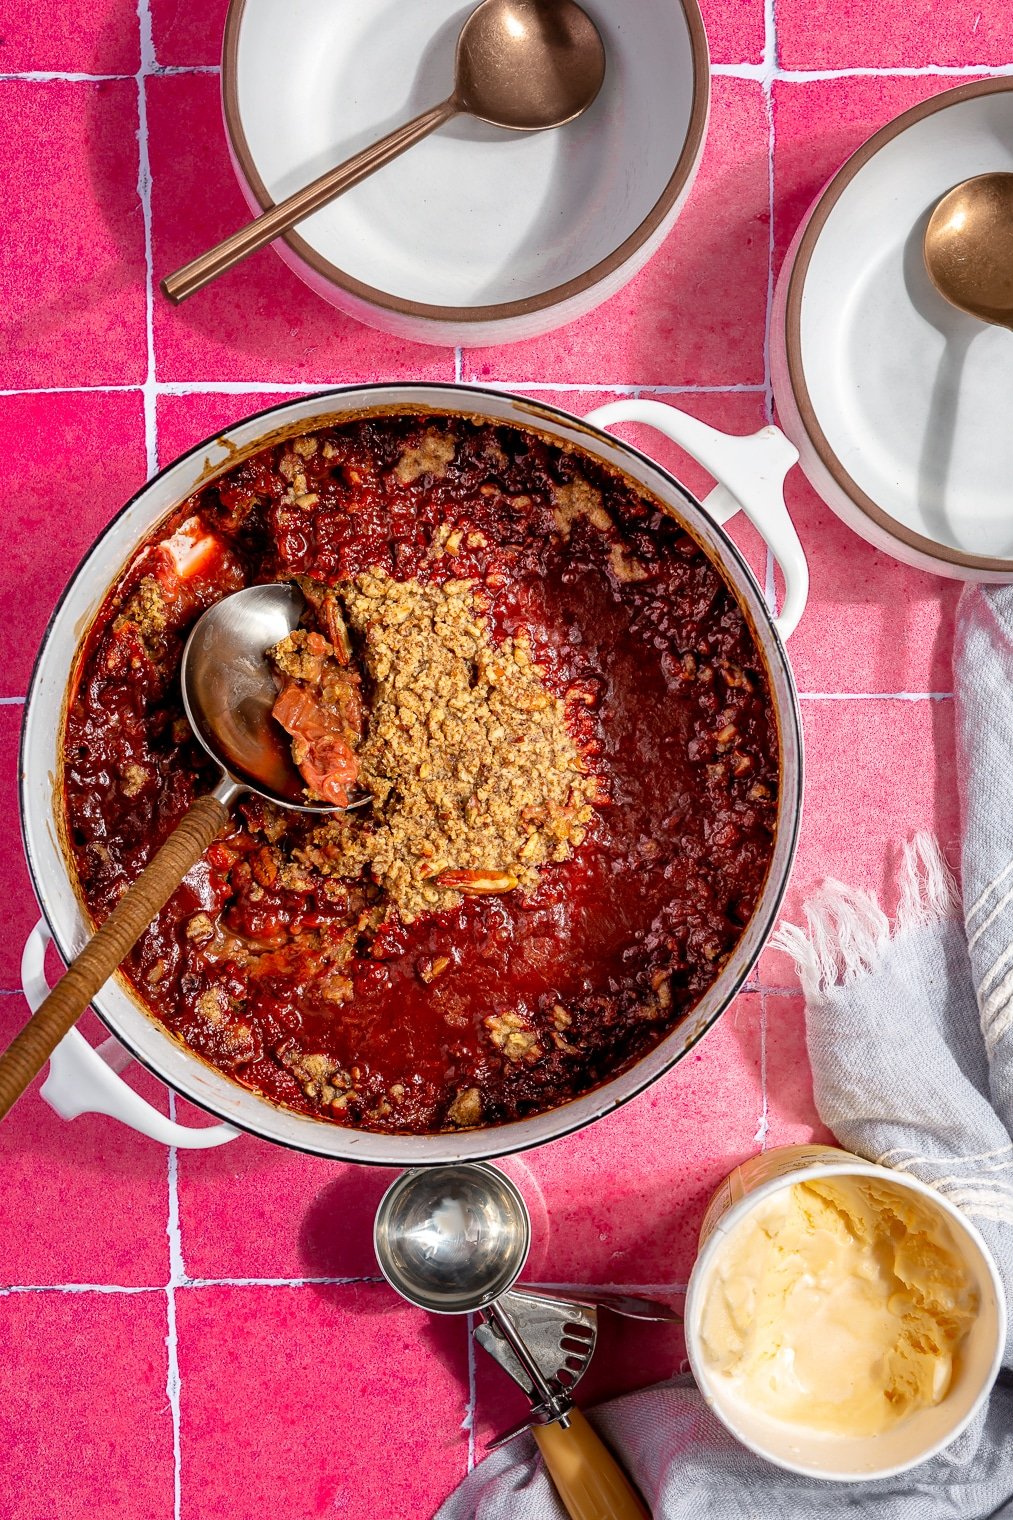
[924,172,1013,330]
[161,0,606,303]
[0,582,364,1122]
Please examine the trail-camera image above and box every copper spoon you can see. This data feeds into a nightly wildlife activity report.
[924,172,1013,330]
[0,582,365,1122]
[161,0,606,303]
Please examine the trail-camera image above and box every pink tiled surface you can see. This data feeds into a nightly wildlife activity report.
[0,0,988,1513]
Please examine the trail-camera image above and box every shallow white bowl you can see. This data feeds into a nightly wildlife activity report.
[221,0,709,345]
[772,78,1013,579]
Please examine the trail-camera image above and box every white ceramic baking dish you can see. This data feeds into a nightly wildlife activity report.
[20,384,807,1162]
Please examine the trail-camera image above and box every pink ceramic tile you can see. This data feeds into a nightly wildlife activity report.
[0,705,46,993]
[0,391,147,697]
[0,736,172,1287]
[147,74,456,385]
[0,81,146,388]
[702,0,764,64]
[174,1133,390,1282]
[773,75,975,277]
[762,991,837,1149]
[150,0,225,67]
[177,1284,469,1519]
[778,0,1009,68]
[760,695,959,985]
[780,473,959,695]
[156,389,303,467]
[474,1307,687,1454]
[0,984,173,1285]
[0,1292,171,1518]
[463,79,769,386]
[0,0,139,72]
[508,992,764,1289]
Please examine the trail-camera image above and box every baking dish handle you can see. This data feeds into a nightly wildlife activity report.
[583,399,808,639]
[22,919,239,1149]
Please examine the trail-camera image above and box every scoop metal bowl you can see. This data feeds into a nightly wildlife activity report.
[0,581,361,1123]
[374,1162,530,1315]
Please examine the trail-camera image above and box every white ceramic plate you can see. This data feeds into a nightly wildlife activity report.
[772,78,1013,579]
[222,0,709,345]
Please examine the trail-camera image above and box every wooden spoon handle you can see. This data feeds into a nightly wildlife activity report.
[0,793,230,1122]
[161,98,457,303]
[533,1409,650,1520]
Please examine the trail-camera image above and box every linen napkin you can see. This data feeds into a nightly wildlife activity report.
[436,582,1013,1520]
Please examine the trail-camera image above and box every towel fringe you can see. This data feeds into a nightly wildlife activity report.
[771,833,958,1002]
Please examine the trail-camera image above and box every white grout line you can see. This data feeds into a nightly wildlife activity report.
[464,1312,477,1471]
[138,0,158,478]
[755,990,770,1149]
[0,67,220,82]
[457,379,768,395]
[712,61,1013,80]
[184,1275,383,1288]
[0,71,134,82]
[804,689,956,701]
[0,380,770,398]
[165,1092,184,1520]
[0,1282,163,1295]
[760,0,778,620]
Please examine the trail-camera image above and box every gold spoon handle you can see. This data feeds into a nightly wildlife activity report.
[533,1411,650,1520]
[161,98,458,303]
[0,793,229,1122]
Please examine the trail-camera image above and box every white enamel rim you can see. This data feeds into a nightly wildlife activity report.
[220,0,710,345]
[684,1158,1007,1480]
[772,77,1013,582]
[20,382,805,1164]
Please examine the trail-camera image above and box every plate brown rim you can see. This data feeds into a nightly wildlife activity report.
[783,75,1013,573]
[220,0,710,324]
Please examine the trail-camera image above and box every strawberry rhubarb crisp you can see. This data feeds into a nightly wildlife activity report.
[63,411,779,1133]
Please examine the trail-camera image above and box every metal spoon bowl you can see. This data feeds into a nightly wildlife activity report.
[162,0,606,302]
[0,581,362,1122]
[374,1163,530,1315]
[924,172,1013,330]
[183,581,346,812]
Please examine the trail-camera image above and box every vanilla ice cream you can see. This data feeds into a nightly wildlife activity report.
[697,1174,979,1437]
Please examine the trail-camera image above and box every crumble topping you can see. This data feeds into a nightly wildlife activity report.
[393,429,456,485]
[286,569,600,922]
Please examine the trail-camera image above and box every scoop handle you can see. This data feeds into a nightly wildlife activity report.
[0,793,229,1122]
[533,1409,650,1520]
